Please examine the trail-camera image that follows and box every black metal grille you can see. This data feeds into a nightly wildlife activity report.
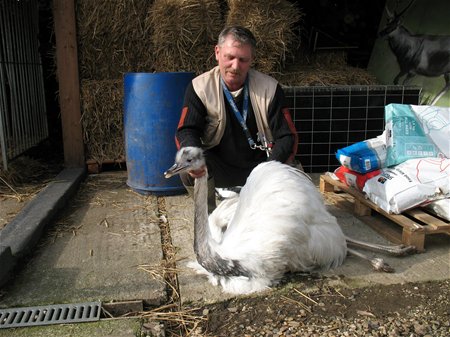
[0,301,101,329]
[0,0,49,170]
[284,85,422,173]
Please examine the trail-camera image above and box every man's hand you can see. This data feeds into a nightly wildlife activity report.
[188,166,207,178]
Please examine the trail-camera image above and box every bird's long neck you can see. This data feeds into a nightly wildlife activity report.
[193,173,250,277]
[193,174,211,256]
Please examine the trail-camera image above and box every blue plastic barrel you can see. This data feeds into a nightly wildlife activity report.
[124,72,195,195]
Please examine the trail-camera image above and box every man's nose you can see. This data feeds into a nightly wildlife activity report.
[230,58,239,69]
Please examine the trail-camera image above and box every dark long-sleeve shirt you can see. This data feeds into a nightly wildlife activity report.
[176,82,297,172]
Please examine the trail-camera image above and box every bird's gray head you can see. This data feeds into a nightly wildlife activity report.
[164,146,205,178]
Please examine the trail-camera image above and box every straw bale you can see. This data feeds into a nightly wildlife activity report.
[275,51,379,86]
[80,80,125,162]
[275,67,378,86]
[148,0,223,74]
[76,0,154,80]
[226,0,303,74]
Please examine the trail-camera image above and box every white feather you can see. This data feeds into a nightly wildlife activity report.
[212,162,347,286]
[208,195,239,242]
[167,147,347,294]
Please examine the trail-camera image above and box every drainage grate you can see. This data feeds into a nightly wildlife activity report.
[0,301,101,329]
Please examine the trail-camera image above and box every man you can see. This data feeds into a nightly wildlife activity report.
[175,26,298,211]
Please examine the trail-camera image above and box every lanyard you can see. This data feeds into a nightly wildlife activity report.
[221,76,271,156]
[220,76,253,145]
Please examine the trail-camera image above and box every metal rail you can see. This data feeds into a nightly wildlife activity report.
[0,0,48,171]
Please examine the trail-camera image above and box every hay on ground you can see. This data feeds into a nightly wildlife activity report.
[0,155,59,212]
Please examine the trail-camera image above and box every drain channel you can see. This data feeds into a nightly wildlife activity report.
[0,301,101,329]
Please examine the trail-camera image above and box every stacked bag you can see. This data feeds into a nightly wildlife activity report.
[333,103,450,219]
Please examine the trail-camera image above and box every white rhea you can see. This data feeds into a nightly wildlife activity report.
[164,147,414,294]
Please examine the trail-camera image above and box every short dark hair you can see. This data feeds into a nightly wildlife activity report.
[217,26,256,54]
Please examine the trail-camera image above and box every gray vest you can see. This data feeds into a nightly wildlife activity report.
[192,66,278,149]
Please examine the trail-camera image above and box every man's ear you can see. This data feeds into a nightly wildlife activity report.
[214,45,220,61]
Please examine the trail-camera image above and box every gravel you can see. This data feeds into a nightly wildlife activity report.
[183,278,450,337]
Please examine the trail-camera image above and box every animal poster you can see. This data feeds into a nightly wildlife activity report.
[368,0,450,107]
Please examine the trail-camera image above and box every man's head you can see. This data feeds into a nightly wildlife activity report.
[215,26,256,91]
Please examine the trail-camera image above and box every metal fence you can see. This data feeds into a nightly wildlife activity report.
[284,85,422,173]
[0,0,48,170]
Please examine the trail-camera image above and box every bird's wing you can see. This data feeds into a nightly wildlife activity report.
[208,195,239,242]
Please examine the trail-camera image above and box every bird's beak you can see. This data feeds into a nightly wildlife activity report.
[164,163,188,179]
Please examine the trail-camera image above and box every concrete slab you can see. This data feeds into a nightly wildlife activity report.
[0,168,85,258]
[165,194,235,304]
[325,203,450,285]
[0,168,85,287]
[0,245,16,286]
[0,171,165,308]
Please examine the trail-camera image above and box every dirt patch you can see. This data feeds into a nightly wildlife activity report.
[187,276,449,336]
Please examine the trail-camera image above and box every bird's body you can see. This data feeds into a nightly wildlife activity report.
[165,147,347,294]
[219,161,347,270]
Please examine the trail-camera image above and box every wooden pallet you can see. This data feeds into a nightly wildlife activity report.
[320,174,450,252]
[86,158,126,174]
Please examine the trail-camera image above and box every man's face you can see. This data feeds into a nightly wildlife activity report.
[215,35,253,91]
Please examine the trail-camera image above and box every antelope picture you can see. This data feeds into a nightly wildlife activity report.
[379,0,450,105]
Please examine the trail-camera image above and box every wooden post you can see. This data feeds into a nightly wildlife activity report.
[354,199,372,216]
[53,0,85,168]
[402,229,426,252]
[319,176,335,193]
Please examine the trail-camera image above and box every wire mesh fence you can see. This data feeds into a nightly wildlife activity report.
[284,85,422,173]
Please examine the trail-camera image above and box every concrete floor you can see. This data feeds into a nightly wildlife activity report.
[0,170,449,336]
[1,171,166,308]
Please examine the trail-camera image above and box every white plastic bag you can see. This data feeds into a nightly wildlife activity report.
[422,198,450,221]
[363,157,450,214]
[409,105,450,159]
[384,104,441,167]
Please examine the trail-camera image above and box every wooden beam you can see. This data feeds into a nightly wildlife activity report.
[53,0,85,168]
